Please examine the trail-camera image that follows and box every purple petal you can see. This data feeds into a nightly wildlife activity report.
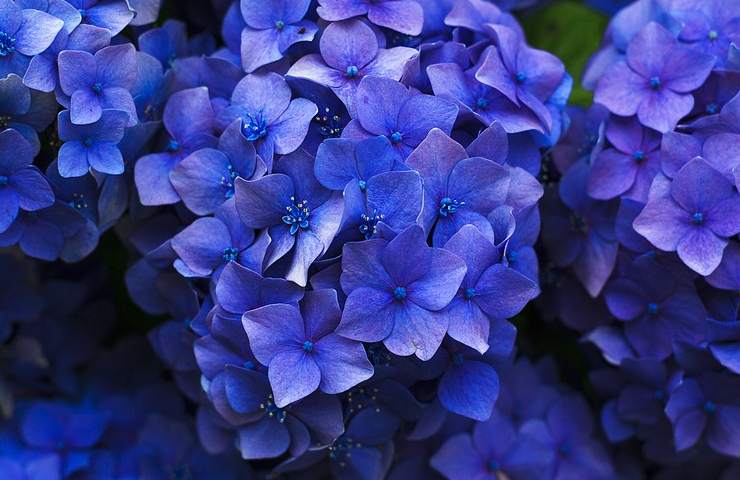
[439,360,499,421]
[313,333,373,394]
[243,303,305,366]
[269,349,321,407]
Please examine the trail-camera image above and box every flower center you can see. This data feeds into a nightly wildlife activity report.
[692,212,704,225]
[315,106,343,138]
[241,112,269,142]
[463,287,476,300]
[220,164,239,199]
[647,303,659,315]
[649,76,661,90]
[166,139,180,152]
[83,137,94,148]
[302,340,314,352]
[261,395,287,423]
[222,247,239,262]
[346,65,359,78]
[275,20,285,30]
[0,31,16,56]
[439,197,465,217]
[390,131,403,144]
[92,83,103,94]
[282,196,310,235]
[653,389,665,402]
[515,72,527,84]
[359,209,385,239]
[706,103,718,114]
[243,360,255,370]
[476,97,489,109]
[633,150,645,162]
[507,250,518,264]
[68,193,87,210]
[78,8,86,18]
[393,286,407,301]
[708,30,719,41]
[0,175,7,186]
[487,459,500,472]
[358,179,367,190]
[703,400,716,414]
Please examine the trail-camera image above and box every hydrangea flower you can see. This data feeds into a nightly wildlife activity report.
[239,0,318,73]
[443,225,539,354]
[475,24,566,133]
[219,72,317,168]
[633,158,740,275]
[406,128,510,246]
[0,0,63,77]
[587,116,661,202]
[235,149,343,286]
[665,373,740,457]
[427,57,546,134]
[431,409,552,480]
[135,86,217,206]
[57,109,129,177]
[243,289,374,407]
[343,76,458,159]
[0,129,54,233]
[603,253,706,358]
[338,225,467,360]
[0,73,56,155]
[288,19,417,116]
[594,22,715,133]
[58,43,138,126]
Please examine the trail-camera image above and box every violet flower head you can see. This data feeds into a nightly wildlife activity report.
[665,372,740,458]
[135,86,217,206]
[604,254,706,359]
[207,366,344,459]
[406,128,511,246]
[338,225,467,360]
[287,19,417,117]
[0,73,57,156]
[243,289,374,407]
[0,0,63,77]
[520,394,615,479]
[314,135,398,193]
[171,200,256,279]
[235,148,343,286]
[633,158,740,276]
[220,72,317,169]
[475,24,566,134]
[594,22,715,133]
[171,119,263,216]
[57,109,129,177]
[344,76,459,159]
[443,225,539,354]
[239,0,318,73]
[431,409,553,480]
[0,129,54,233]
[428,58,546,134]
[58,43,138,126]
[317,0,424,36]
[587,116,661,202]
[676,0,740,68]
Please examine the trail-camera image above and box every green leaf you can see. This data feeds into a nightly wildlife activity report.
[519,1,609,107]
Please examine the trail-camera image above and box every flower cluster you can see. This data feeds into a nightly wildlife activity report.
[124,0,571,476]
[543,0,740,474]
[1,0,738,478]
